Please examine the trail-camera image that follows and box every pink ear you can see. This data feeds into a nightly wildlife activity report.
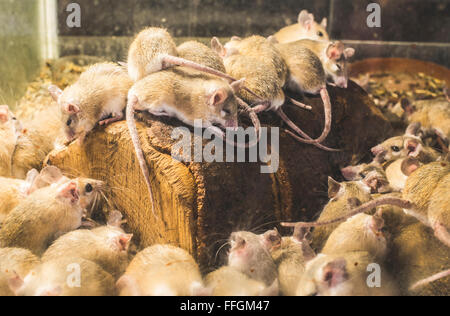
[401,157,420,176]
[341,166,359,181]
[58,181,79,203]
[211,37,226,57]
[328,177,342,199]
[298,10,314,28]
[8,272,24,295]
[64,103,80,114]
[327,43,344,60]
[322,259,348,288]
[48,85,63,102]
[0,105,9,122]
[230,78,246,93]
[209,89,228,107]
[405,139,422,157]
[117,234,133,251]
[262,229,282,251]
[344,48,355,58]
[321,18,328,28]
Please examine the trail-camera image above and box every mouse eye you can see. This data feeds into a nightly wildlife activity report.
[391,146,401,152]
[85,183,93,193]
[67,118,72,126]
[359,172,366,178]
[336,64,342,71]
[317,31,324,37]
[240,239,246,247]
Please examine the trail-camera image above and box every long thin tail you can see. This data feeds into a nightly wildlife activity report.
[126,96,157,218]
[281,197,413,228]
[314,87,332,144]
[410,269,450,291]
[434,223,450,248]
[236,97,261,148]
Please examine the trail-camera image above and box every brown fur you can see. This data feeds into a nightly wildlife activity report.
[177,41,226,73]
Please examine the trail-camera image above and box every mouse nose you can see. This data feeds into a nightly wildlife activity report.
[371,145,385,157]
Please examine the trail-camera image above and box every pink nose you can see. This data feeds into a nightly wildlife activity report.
[371,145,385,157]
[336,78,348,88]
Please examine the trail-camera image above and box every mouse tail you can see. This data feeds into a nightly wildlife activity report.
[276,108,339,152]
[410,269,450,291]
[126,95,157,218]
[316,87,332,144]
[433,222,450,248]
[236,97,261,148]
[281,197,414,228]
[286,97,312,111]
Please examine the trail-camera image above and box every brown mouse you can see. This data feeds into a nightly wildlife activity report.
[0,105,21,177]
[116,244,209,296]
[227,229,281,286]
[42,219,132,278]
[371,123,441,164]
[49,62,133,143]
[291,39,355,88]
[296,251,398,296]
[273,10,329,43]
[0,248,40,296]
[205,266,278,296]
[341,162,392,194]
[127,67,245,216]
[8,257,115,296]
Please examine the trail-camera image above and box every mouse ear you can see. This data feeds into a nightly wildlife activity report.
[401,157,421,176]
[63,103,80,114]
[58,181,79,203]
[344,47,355,59]
[401,98,415,116]
[115,234,133,251]
[209,88,228,108]
[298,10,314,29]
[405,122,421,137]
[321,17,328,28]
[328,177,342,199]
[230,78,246,93]
[39,166,65,185]
[404,139,422,158]
[0,105,10,123]
[8,271,25,295]
[211,37,226,57]
[262,229,282,251]
[341,165,360,181]
[48,85,63,102]
[321,258,348,289]
[327,42,344,61]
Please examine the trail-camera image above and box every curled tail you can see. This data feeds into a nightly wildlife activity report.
[282,197,413,228]
[126,96,157,218]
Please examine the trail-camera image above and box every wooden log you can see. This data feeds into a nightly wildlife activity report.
[45,81,392,271]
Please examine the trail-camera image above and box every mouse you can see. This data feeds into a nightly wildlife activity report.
[227,229,281,286]
[0,248,40,296]
[0,179,92,255]
[371,123,441,164]
[284,161,450,248]
[341,162,393,194]
[296,251,398,296]
[273,10,329,44]
[48,62,133,144]
[385,157,421,191]
[0,176,31,225]
[321,212,388,262]
[205,266,279,296]
[8,257,115,296]
[307,178,373,251]
[0,105,21,177]
[116,244,210,296]
[126,67,245,216]
[270,226,315,295]
[11,103,63,179]
[212,36,336,151]
[289,39,355,88]
[42,213,132,278]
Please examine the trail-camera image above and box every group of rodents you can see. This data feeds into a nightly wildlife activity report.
[0,10,448,296]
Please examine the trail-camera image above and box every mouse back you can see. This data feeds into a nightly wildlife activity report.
[177,41,226,73]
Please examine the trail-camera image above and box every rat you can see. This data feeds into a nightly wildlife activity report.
[116,244,210,296]
[385,157,421,191]
[212,36,336,151]
[308,177,373,251]
[273,10,329,44]
[296,251,398,296]
[0,105,21,177]
[341,162,392,194]
[126,67,246,216]
[8,257,115,296]
[205,266,279,296]
[42,212,132,278]
[0,248,40,296]
[371,122,441,164]
[48,62,133,144]
[11,103,63,179]
[283,161,450,248]
[0,176,31,225]
[270,226,315,296]
[289,39,355,88]
[227,229,281,286]
[0,179,87,255]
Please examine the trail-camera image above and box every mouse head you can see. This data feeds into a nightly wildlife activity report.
[204,79,244,130]
[342,163,391,193]
[328,177,372,205]
[297,10,329,41]
[297,255,350,296]
[49,84,83,142]
[371,123,424,163]
[228,230,281,270]
[74,177,105,209]
[324,42,355,88]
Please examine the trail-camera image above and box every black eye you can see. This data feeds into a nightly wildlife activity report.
[336,64,342,70]
[359,172,366,178]
[12,117,17,121]
[85,183,93,193]
[67,118,72,126]
[317,31,324,37]
[391,146,401,152]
